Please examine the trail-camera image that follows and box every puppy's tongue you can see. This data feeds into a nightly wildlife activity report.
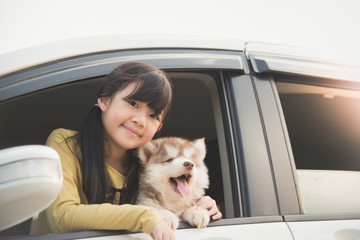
[175,178,191,197]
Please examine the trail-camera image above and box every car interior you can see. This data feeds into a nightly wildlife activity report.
[0,71,230,236]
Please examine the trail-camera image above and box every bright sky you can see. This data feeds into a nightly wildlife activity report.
[0,0,359,64]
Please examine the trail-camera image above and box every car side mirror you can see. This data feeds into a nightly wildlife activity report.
[0,145,62,231]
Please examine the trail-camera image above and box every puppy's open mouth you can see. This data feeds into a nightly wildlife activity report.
[170,174,192,197]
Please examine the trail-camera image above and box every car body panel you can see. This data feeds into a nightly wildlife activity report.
[53,222,293,240]
[287,219,360,240]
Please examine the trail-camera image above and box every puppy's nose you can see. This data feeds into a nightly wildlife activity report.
[184,161,194,169]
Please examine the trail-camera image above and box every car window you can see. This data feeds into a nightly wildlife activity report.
[276,80,360,214]
[0,70,236,237]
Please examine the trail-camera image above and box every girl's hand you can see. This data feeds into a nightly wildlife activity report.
[193,196,222,220]
[151,220,176,240]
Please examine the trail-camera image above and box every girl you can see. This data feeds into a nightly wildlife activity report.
[38,62,221,240]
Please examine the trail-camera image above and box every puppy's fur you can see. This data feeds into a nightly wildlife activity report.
[136,137,210,229]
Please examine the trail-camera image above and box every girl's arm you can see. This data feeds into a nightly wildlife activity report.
[39,129,164,236]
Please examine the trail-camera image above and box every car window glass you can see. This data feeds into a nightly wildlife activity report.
[276,81,360,214]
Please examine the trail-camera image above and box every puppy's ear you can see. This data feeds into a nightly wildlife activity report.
[193,138,207,160]
[137,141,156,164]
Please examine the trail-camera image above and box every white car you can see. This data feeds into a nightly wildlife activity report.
[1,36,360,240]
[1,2,360,240]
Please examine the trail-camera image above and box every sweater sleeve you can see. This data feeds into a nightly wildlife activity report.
[42,129,163,235]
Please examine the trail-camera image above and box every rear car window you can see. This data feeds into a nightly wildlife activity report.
[276,81,360,214]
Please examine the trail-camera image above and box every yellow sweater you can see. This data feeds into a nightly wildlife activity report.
[38,128,163,235]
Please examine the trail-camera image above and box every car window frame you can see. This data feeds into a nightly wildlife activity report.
[0,49,247,102]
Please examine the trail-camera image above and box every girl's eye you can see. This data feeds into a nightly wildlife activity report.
[127,100,138,108]
[150,113,159,120]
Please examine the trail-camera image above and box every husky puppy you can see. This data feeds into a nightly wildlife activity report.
[136,137,210,230]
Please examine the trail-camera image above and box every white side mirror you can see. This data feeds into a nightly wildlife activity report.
[0,145,62,231]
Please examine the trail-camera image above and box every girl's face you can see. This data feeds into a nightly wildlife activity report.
[98,84,164,154]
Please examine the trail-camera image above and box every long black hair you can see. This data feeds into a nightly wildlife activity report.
[73,62,172,204]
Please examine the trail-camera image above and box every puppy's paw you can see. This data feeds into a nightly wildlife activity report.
[181,207,210,228]
[157,209,179,230]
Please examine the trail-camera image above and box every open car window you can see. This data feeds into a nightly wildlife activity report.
[0,67,239,237]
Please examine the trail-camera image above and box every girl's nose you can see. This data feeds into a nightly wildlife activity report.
[132,114,146,127]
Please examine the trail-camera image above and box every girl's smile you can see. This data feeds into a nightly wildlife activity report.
[121,124,141,137]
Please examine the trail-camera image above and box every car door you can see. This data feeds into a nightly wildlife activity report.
[246,42,360,239]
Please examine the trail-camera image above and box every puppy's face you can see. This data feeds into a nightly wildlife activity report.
[137,137,209,199]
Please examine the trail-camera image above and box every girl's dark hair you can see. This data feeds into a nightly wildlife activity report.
[76,62,172,204]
